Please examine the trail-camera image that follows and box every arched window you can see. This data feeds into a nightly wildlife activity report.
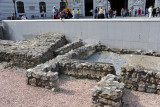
[16,1,25,13]
[39,2,46,13]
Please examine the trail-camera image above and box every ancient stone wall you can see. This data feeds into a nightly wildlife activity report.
[26,70,59,91]
[54,39,83,56]
[105,47,160,57]
[61,59,115,79]
[0,33,67,68]
[120,66,160,94]
[91,74,124,107]
[26,43,116,89]
[0,26,3,39]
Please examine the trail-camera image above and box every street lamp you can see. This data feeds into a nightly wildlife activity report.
[12,0,17,19]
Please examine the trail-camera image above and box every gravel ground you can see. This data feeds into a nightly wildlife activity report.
[87,51,160,74]
[123,89,160,107]
[87,52,126,74]
[1,70,160,107]
[0,70,96,107]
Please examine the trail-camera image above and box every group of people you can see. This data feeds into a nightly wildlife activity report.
[52,6,80,19]
[93,7,117,19]
[146,6,160,18]
[11,13,26,20]
[121,8,132,17]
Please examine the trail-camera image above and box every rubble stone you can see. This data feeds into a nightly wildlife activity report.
[91,74,124,107]
[0,33,67,68]
[120,66,160,94]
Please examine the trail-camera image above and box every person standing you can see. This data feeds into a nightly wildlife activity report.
[129,9,132,16]
[11,13,16,20]
[52,6,58,19]
[94,7,98,18]
[121,8,124,17]
[135,9,137,17]
[148,6,153,18]
[21,14,26,20]
[109,8,113,18]
[72,9,75,19]
[156,7,159,17]
[76,9,80,19]
[114,10,117,18]
[138,8,141,16]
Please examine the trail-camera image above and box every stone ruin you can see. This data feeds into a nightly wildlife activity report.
[120,66,160,94]
[1,33,160,107]
[91,74,124,107]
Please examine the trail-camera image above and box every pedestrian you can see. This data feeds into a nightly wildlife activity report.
[156,7,159,17]
[58,8,62,19]
[135,9,137,17]
[129,9,132,16]
[106,8,109,18]
[148,6,153,18]
[138,8,141,16]
[103,8,106,18]
[152,8,156,17]
[98,8,104,19]
[72,9,75,19]
[52,6,58,19]
[146,8,148,16]
[109,8,113,18]
[11,13,16,20]
[76,9,80,19]
[94,7,98,19]
[121,8,124,17]
[59,12,65,20]
[21,14,26,20]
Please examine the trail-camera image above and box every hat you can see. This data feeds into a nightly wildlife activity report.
[53,6,56,8]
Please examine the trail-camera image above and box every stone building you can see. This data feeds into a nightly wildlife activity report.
[0,0,160,20]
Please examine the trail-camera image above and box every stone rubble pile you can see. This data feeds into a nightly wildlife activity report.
[0,33,67,68]
[26,69,59,91]
[120,66,160,94]
[55,39,83,55]
[61,59,115,79]
[91,74,124,107]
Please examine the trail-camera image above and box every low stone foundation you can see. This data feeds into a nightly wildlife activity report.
[105,47,160,57]
[0,33,67,68]
[120,66,160,94]
[25,43,97,87]
[26,69,59,91]
[61,59,115,79]
[91,74,124,107]
[55,39,83,55]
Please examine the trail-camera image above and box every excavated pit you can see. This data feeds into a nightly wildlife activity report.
[1,33,160,107]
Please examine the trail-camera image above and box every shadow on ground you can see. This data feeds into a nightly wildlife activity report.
[122,89,145,107]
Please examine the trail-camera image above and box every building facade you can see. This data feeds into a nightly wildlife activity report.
[0,0,160,20]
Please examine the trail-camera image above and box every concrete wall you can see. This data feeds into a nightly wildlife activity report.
[2,19,160,52]
[0,26,3,39]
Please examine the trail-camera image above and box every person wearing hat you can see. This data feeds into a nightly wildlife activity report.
[52,6,58,19]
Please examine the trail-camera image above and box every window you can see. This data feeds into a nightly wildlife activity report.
[17,1,25,13]
[29,6,35,11]
[39,2,46,13]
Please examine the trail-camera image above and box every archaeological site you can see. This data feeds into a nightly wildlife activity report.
[0,31,160,107]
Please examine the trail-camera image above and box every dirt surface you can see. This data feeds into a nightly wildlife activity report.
[0,70,96,107]
[123,89,160,107]
[0,69,160,107]
[122,54,160,71]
